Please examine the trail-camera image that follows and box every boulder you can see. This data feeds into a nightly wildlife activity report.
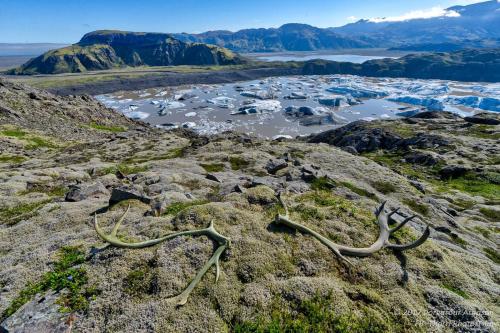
[109,185,152,205]
[464,113,500,125]
[0,292,74,333]
[439,165,470,180]
[404,152,440,166]
[307,121,402,153]
[65,182,108,202]
[410,111,460,120]
[265,159,288,174]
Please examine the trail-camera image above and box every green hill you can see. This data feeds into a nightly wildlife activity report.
[9,30,244,75]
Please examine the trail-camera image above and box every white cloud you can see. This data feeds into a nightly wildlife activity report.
[368,6,461,23]
[346,16,357,22]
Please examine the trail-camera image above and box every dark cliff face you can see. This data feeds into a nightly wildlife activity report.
[174,23,372,52]
[10,31,243,75]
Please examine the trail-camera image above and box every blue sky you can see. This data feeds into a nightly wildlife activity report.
[0,0,486,43]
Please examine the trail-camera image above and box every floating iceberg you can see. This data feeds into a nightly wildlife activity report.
[318,95,357,107]
[207,96,236,109]
[232,100,281,115]
[326,86,388,98]
[284,92,307,100]
[240,90,275,100]
[162,101,186,109]
[124,111,149,120]
[444,96,500,112]
[388,96,444,111]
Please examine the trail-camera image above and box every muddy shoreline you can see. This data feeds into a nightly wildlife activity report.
[46,67,302,96]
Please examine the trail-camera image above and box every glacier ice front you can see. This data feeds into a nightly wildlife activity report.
[95,74,499,138]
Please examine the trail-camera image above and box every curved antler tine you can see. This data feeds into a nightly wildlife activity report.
[111,205,130,237]
[172,244,227,306]
[390,215,416,234]
[375,201,387,216]
[388,225,431,251]
[277,191,289,217]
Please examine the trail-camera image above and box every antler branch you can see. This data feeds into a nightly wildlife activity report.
[275,194,430,265]
[94,206,230,306]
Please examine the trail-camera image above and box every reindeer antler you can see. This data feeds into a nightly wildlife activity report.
[275,194,430,266]
[94,206,230,306]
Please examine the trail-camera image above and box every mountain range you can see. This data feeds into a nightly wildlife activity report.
[174,0,500,52]
[8,31,242,75]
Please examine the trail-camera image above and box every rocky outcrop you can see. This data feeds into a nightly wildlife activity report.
[307,120,402,153]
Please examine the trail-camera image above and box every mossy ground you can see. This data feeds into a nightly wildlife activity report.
[234,293,390,333]
[1,246,98,320]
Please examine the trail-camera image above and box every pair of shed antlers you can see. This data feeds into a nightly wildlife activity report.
[94,193,430,306]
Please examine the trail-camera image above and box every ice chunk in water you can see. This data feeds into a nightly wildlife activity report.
[207,96,236,109]
[125,111,149,120]
[388,96,444,111]
[326,86,388,98]
[232,100,282,115]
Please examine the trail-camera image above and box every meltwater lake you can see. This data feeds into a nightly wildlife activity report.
[96,75,500,139]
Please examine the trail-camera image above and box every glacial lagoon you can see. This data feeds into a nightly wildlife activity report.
[96,75,500,139]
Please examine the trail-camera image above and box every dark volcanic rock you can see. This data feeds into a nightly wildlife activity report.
[464,113,500,125]
[265,159,288,175]
[307,121,402,153]
[399,133,450,149]
[65,182,109,202]
[404,152,440,166]
[109,185,152,205]
[411,111,461,120]
[439,165,470,180]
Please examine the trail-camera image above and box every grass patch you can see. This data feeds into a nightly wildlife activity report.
[479,208,500,221]
[402,199,429,216]
[291,203,324,221]
[1,127,58,150]
[0,154,26,164]
[473,226,491,239]
[87,122,126,133]
[20,184,67,197]
[450,198,476,211]
[230,156,250,170]
[123,265,156,296]
[483,248,500,264]
[1,129,27,138]
[371,181,396,194]
[0,199,52,226]
[439,172,500,200]
[441,284,469,299]
[233,293,389,333]
[200,163,225,173]
[162,200,209,216]
[25,136,58,150]
[310,176,336,191]
[341,182,377,200]
[1,246,99,320]
[123,147,187,163]
[466,125,500,140]
[102,163,149,176]
[451,234,468,248]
